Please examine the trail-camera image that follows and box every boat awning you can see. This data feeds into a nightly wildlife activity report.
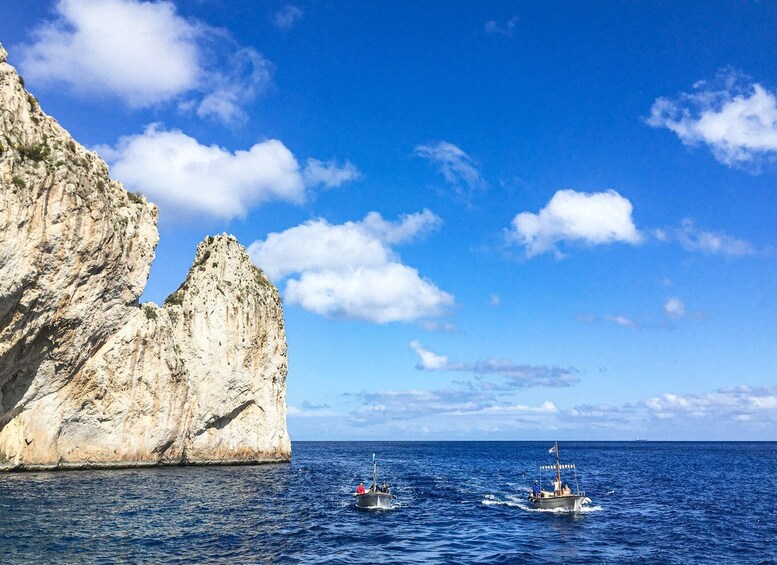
[539,464,576,470]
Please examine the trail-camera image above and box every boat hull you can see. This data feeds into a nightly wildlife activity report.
[354,492,395,510]
[528,494,587,511]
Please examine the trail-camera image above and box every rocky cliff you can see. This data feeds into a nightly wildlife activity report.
[0,42,291,470]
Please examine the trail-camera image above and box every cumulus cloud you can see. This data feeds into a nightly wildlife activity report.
[508,189,643,258]
[647,69,777,170]
[248,211,453,323]
[655,218,755,257]
[96,124,358,219]
[19,0,270,124]
[485,16,519,36]
[274,5,304,30]
[409,341,579,388]
[415,141,487,199]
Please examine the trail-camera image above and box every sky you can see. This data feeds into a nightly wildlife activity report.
[1,0,776,440]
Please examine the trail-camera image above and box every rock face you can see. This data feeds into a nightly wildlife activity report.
[0,43,291,469]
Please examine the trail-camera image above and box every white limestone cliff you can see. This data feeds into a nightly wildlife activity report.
[0,42,291,469]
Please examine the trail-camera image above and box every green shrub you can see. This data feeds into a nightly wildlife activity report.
[11,176,25,189]
[18,143,50,162]
[143,305,158,320]
[128,191,144,204]
[164,290,184,306]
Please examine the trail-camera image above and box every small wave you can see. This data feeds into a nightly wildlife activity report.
[480,493,527,509]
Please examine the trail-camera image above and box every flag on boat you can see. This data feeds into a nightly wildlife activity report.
[548,444,558,454]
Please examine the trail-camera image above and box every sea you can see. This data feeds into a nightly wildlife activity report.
[1,441,775,564]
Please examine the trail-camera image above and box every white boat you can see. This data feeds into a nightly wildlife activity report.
[528,442,589,511]
[353,453,396,510]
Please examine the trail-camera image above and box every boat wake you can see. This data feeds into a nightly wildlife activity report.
[481,494,602,513]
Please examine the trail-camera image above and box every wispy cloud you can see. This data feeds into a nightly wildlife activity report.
[415,141,488,201]
[604,315,642,329]
[344,382,777,436]
[655,218,756,257]
[247,211,453,323]
[508,189,643,258]
[663,297,686,319]
[647,69,777,171]
[302,158,361,188]
[19,0,271,125]
[274,5,304,30]
[644,386,777,423]
[349,386,557,426]
[409,341,579,388]
[484,16,519,36]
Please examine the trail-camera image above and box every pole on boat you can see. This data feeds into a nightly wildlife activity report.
[555,441,561,493]
[372,453,377,487]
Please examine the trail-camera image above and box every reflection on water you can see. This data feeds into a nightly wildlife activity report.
[1,442,775,564]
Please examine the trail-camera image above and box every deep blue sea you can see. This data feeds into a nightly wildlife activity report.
[1,442,775,564]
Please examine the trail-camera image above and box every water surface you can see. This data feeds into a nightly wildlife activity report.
[1,442,775,563]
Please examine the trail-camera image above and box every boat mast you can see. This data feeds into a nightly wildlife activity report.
[372,453,377,486]
[555,441,561,489]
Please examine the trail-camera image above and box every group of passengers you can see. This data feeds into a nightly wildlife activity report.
[531,478,572,498]
[355,482,390,494]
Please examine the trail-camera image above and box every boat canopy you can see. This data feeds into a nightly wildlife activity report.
[539,464,576,470]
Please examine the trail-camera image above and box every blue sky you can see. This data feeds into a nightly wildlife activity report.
[2,0,776,440]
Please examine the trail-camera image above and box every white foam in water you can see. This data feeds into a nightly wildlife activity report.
[481,494,603,513]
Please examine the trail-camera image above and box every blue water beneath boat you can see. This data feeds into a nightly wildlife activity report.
[1,441,775,563]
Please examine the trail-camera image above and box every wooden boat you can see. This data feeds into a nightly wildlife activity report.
[528,442,589,511]
[354,453,396,510]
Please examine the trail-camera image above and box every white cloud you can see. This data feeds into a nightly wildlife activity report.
[192,47,272,126]
[604,315,641,329]
[19,0,271,123]
[248,211,453,323]
[415,141,487,198]
[96,124,359,219]
[350,386,557,426]
[409,341,579,388]
[647,69,777,170]
[360,209,443,244]
[274,5,304,30]
[508,189,643,258]
[489,294,500,307]
[97,124,304,219]
[663,297,686,319]
[410,340,449,370]
[644,386,777,422]
[302,158,361,188]
[485,16,519,36]
[656,218,755,257]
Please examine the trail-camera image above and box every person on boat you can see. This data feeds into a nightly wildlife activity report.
[551,477,561,496]
[356,482,365,494]
[562,483,572,495]
[380,482,389,493]
[532,480,541,497]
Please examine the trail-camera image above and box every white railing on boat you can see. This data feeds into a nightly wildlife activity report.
[539,464,576,470]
